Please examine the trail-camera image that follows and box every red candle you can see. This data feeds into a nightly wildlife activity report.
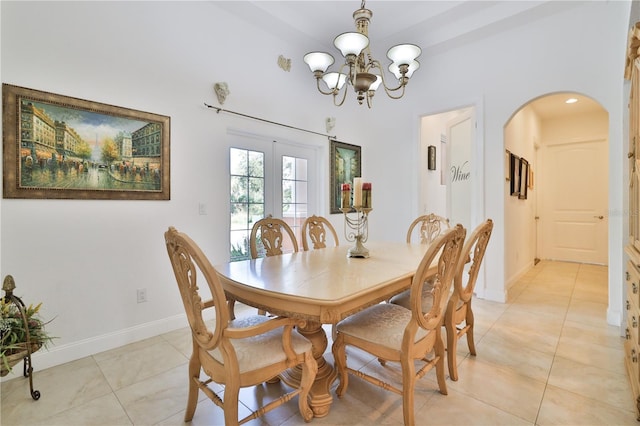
[341,183,351,209]
[362,182,372,208]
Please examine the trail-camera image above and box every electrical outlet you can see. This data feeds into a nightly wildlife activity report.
[137,288,147,303]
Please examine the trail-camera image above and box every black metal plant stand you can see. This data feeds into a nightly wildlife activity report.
[1,275,41,400]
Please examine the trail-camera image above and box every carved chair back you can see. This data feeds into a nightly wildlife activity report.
[406,213,451,244]
[301,215,339,250]
[250,216,299,259]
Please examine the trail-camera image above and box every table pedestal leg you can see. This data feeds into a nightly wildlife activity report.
[279,320,336,418]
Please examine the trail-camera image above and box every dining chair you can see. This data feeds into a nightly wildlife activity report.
[164,226,317,426]
[249,216,299,316]
[391,219,494,381]
[332,225,466,426]
[301,215,339,250]
[301,214,340,339]
[385,213,451,307]
[250,215,299,259]
[444,218,493,380]
[406,213,450,244]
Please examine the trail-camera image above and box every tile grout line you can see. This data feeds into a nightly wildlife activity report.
[531,262,579,426]
[92,353,136,426]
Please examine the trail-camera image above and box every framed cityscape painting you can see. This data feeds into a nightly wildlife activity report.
[2,84,170,200]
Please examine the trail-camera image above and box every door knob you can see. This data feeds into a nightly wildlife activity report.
[593,215,604,219]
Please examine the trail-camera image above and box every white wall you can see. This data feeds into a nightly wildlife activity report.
[1,1,631,372]
[504,107,540,287]
[542,111,610,143]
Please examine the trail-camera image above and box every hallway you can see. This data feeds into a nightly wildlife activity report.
[0,261,634,425]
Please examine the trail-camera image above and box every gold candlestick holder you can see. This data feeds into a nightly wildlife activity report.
[340,206,372,258]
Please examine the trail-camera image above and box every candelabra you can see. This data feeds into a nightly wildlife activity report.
[340,207,372,258]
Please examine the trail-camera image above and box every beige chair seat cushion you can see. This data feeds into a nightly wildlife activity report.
[209,315,312,373]
[336,304,428,350]
[388,282,435,313]
[389,281,463,313]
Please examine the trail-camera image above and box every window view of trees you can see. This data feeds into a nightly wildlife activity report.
[230,148,265,261]
[282,155,308,244]
[229,147,310,262]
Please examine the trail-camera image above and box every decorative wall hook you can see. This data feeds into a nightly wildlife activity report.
[277,55,291,72]
[214,82,230,105]
[325,117,336,133]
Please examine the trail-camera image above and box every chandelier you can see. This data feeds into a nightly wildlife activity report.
[303,0,421,108]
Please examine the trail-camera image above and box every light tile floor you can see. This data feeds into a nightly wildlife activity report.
[1,261,636,425]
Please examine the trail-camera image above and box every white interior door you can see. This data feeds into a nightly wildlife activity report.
[446,111,473,231]
[540,138,608,264]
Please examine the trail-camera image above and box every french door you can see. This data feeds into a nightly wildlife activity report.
[228,131,318,261]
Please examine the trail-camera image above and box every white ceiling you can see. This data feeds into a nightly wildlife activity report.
[215,1,605,118]
[527,93,605,120]
[215,1,585,55]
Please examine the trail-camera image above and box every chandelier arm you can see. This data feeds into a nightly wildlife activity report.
[364,52,376,73]
[333,84,350,107]
[315,77,336,96]
[380,82,407,100]
[369,59,407,94]
[340,62,356,88]
[339,60,352,74]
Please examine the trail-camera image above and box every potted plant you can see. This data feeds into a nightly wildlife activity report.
[0,275,54,377]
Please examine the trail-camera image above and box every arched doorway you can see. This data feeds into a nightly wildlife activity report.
[504,92,609,287]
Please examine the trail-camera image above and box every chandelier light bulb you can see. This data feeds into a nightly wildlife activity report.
[303,52,335,73]
[322,72,347,90]
[334,32,369,58]
[389,60,420,80]
[387,44,422,65]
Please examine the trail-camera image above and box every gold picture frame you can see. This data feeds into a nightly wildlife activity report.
[3,84,170,200]
[518,157,529,200]
[509,152,519,196]
[505,149,511,181]
[330,140,361,214]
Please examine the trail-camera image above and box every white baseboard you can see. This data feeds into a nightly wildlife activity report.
[1,312,192,383]
[482,287,507,303]
[503,260,534,300]
[607,307,623,330]
[476,262,533,303]
[507,261,534,288]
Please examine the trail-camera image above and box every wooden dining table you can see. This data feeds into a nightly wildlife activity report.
[215,241,436,418]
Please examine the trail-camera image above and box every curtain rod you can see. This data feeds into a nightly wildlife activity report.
[204,103,336,139]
